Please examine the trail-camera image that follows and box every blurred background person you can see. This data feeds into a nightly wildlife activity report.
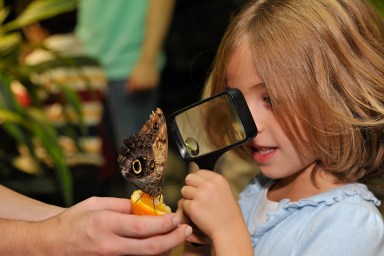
[76,0,175,198]
[76,0,175,150]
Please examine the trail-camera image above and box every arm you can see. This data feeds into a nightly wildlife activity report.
[179,170,253,256]
[0,196,191,255]
[0,185,64,221]
[127,0,175,91]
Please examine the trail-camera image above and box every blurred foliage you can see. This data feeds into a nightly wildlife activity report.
[0,0,78,206]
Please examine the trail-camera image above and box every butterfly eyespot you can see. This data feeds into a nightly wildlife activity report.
[150,160,155,170]
[132,159,142,174]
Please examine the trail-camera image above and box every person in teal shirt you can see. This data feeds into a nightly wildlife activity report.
[76,0,175,149]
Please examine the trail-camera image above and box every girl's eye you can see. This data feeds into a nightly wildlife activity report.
[263,95,272,106]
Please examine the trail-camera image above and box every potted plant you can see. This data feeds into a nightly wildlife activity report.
[0,0,78,206]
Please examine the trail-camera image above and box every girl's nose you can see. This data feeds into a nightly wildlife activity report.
[248,105,264,134]
[244,96,266,135]
[253,115,263,135]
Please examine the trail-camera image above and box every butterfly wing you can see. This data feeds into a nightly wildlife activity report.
[118,108,168,197]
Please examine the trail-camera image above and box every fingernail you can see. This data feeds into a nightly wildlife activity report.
[185,226,193,237]
[173,215,180,226]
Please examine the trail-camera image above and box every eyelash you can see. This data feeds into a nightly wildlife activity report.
[224,83,272,108]
[263,95,272,106]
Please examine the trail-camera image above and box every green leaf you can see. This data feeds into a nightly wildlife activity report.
[0,32,22,56]
[0,105,74,206]
[2,121,39,163]
[0,0,77,206]
[0,108,24,124]
[27,108,73,206]
[58,82,87,134]
[0,5,9,25]
[2,0,77,32]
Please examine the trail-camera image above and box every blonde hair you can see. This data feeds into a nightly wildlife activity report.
[206,0,384,184]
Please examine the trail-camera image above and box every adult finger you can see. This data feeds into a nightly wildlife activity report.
[176,199,195,226]
[113,224,192,255]
[79,197,131,214]
[114,213,182,238]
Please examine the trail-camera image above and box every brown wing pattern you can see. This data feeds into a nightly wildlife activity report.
[118,108,168,197]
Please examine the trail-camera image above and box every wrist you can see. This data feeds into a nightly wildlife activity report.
[32,217,63,255]
[0,220,55,255]
[211,223,253,256]
[137,55,158,67]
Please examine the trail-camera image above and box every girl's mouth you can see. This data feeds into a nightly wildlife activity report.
[250,146,277,163]
[255,147,275,154]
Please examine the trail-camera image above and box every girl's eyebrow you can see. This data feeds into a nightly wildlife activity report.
[248,82,266,92]
[253,82,265,88]
[225,82,265,89]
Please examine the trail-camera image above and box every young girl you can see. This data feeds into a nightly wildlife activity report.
[177,0,384,255]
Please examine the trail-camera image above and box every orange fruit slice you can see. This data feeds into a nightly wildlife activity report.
[130,189,172,216]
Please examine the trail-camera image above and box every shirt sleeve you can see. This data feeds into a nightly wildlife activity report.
[296,202,384,256]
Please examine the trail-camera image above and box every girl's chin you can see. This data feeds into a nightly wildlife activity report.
[258,166,287,180]
[260,172,282,180]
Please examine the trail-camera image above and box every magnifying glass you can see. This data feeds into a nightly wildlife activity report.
[169,88,257,170]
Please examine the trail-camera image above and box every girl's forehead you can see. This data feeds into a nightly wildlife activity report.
[224,43,265,92]
[226,41,253,75]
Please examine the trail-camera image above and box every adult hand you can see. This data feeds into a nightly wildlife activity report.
[126,59,160,92]
[35,197,192,255]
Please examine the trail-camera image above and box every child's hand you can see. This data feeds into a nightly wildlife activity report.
[180,170,248,244]
[176,199,211,245]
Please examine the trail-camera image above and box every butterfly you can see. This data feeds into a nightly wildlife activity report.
[117,108,168,197]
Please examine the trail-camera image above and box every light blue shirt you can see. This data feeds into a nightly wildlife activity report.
[238,176,384,255]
